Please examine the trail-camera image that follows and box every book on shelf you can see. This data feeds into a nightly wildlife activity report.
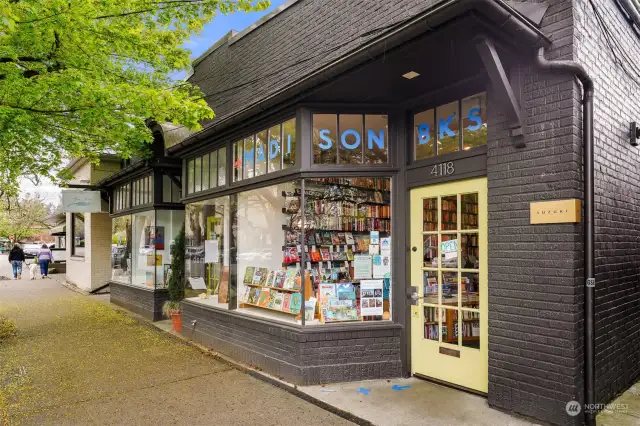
[283,268,301,290]
[253,268,269,285]
[345,232,355,245]
[282,293,292,311]
[285,230,300,245]
[248,288,261,304]
[265,270,275,287]
[310,248,322,262]
[289,293,302,313]
[332,250,347,261]
[306,232,316,246]
[273,269,286,288]
[346,248,354,261]
[284,196,300,213]
[267,289,278,309]
[283,246,300,263]
[243,266,256,284]
[331,232,341,245]
[241,286,251,302]
[320,247,331,261]
[257,289,270,307]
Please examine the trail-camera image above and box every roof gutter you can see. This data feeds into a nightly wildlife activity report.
[169,0,550,155]
[535,48,595,426]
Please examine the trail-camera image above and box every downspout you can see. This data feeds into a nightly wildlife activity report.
[535,48,595,426]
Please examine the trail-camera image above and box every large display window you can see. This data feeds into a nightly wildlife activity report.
[186,177,393,326]
[112,209,185,289]
[184,197,230,307]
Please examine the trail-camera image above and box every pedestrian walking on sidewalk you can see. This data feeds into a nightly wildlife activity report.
[37,244,54,279]
[8,243,25,280]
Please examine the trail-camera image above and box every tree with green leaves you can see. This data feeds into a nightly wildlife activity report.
[0,0,268,197]
[0,194,51,241]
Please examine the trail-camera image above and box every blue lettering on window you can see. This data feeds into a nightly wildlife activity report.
[286,134,291,154]
[467,107,482,131]
[439,114,456,139]
[368,129,385,150]
[341,129,361,150]
[244,149,254,163]
[417,124,431,144]
[269,139,280,159]
[257,145,265,162]
[319,129,333,149]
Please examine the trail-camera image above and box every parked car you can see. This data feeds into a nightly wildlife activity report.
[22,243,41,259]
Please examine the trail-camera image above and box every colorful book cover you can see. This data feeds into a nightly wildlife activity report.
[243,266,256,284]
[337,232,347,244]
[331,232,341,245]
[267,290,278,308]
[282,293,292,312]
[265,270,275,287]
[284,247,300,263]
[273,269,286,288]
[345,232,355,245]
[346,248,354,261]
[319,283,336,299]
[284,196,300,213]
[289,293,302,314]
[310,248,322,262]
[321,231,332,245]
[306,232,316,246]
[257,289,271,307]
[248,288,261,304]
[241,286,251,302]
[285,230,300,245]
[272,292,284,310]
[315,232,323,245]
[253,268,269,285]
[320,247,331,261]
[337,283,356,305]
[332,250,347,261]
[283,268,298,289]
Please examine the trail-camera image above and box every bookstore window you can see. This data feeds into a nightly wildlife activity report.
[113,184,130,212]
[312,114,388,165]
[111,215,132,284]
[184,196,231,308]
[236,177,392,325]
[131,175,153,207]
[414,92,487,161]
[232,117,297,183]
[131,210,156,287]
[185,147,227,195]
[155,210,185,288]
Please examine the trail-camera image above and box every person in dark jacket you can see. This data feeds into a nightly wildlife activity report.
[8,243,25,279]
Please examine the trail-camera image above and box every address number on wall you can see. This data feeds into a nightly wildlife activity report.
[430,161,455,177]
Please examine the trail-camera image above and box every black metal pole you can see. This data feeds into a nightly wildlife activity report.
[535,47,595,426]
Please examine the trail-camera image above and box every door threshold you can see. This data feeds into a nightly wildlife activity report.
[412,373,487,397]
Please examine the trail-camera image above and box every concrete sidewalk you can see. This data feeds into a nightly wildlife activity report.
[0,267,351,425]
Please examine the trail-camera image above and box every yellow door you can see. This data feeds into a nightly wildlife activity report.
[410,177,488,393]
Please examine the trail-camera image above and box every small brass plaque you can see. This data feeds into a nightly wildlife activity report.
[439,347,460,358]
[530,199,581,224]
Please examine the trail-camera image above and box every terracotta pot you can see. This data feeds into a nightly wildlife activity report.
[171,312,182,333]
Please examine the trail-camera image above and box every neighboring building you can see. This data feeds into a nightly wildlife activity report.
[63,156,120,291]
[97,1,640,426]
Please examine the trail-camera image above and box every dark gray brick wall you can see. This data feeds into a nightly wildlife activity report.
[189,0,446,125]
[486,2,584,426]
[181,301,402,385]
[573,0,640,405]
[110,282,169,321]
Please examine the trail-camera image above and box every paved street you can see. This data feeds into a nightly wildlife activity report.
[0,255,351,426]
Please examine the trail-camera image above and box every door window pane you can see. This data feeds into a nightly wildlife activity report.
[441,195,457,231]
[461,193,478,230]
[218,148,227,186]
[364,114,388,163]
[313,114,337,164]
[462,92,487,150]
[423,197,438,231]
[414,109,435,160]
[436,101,459,155]
[441,271,458,307]
[424,306,441,341]
[423,235,438,268]
[268,124,282,173]
[461,234,479,269]
[187,159,195,194]
[111,215,132,284]
[255,130,267,177]
[441,308,457,345]
[440,234,458,268]
[338,114,363,164]
[461,312,480,349]
[282,119,296,169]
[243,136,254,179]
[423,270,438,304]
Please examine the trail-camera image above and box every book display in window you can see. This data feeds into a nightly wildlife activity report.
[240,265,304,315]
[281,177,392,322]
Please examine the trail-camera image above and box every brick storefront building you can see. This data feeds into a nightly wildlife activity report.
[101,1,640,425]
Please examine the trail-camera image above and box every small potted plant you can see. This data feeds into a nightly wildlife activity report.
[163,226,185,333]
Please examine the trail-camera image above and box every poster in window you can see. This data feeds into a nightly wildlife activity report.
[163,264,172,286]
[155,226,165,250]
[360,279,384,316]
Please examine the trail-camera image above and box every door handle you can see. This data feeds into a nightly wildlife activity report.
[409,286,419,306]
[412,246,417,252]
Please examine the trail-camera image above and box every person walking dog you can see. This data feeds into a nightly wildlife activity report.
[37,244,54,279]
[8,243,25,280]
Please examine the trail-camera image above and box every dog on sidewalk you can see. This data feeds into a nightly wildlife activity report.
[28,262,40,280]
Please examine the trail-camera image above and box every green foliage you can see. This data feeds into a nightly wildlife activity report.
[0,194,50,240]
[0,0,269,196]
[162,300,182,317]
[0,317,17,341]
[167,225,185,303]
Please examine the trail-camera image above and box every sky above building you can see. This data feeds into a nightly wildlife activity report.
[25,0,289,202]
